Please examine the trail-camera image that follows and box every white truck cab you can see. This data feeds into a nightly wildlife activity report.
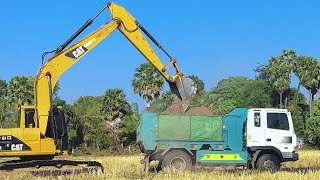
[246,108,298,169]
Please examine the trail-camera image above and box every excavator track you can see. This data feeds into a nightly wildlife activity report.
[0,159,103,176]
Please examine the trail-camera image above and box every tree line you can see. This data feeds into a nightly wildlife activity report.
[0,49,320,153]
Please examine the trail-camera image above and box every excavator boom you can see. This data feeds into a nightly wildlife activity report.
[35,2,196,134]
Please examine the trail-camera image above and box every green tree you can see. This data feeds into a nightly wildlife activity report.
[288,103,306,138]
[266,56,291,108]
[64,104,83,151]
[282,50,297,107]
[240,80,273,108]
[117,113,140,146]
[72,96,112,151]
[283,88,308,137]
[130,103,139,115]
[101,88,130,151]
[315,98,320,117]
[73,96,103,117]
[190,90,207,108]
[117,102,140,147]
[293,56,320,118]
[6,76,34,107]
[0,111,18,128]
[213,77,249,102]
[81,115,110,151]
[206,77,275,114]
[132,63,164,108]
[307,116,320,145]
[187,75,205,93]
[52,97,83,151]
[254,64,270,82]
[0,80,5,97]
[0,79,7,121]
[206,77,249,114]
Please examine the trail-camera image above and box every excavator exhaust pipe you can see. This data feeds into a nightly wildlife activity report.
[169,77,197,112]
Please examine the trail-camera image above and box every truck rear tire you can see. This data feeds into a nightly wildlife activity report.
[256,154,280,171]
[161,150,192,172]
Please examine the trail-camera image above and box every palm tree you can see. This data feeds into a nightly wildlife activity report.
[132,63,164,108]
[0,80,6,96]
[266,56,291,109]
[282,49,297,107]
[6,76,34,107]
[101,88,130,150]
[293,56,320,118]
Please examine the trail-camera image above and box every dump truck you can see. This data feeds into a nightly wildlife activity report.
[137,108,299,172]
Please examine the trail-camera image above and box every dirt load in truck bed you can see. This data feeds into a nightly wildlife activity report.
[161,98,213,116]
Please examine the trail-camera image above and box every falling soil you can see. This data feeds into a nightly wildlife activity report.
[161,98,213,116]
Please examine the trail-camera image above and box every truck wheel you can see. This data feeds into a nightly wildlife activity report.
[256,154,280,171]
[161,150,192,172]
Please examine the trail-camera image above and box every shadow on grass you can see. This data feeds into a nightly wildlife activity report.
[145,165,320,175]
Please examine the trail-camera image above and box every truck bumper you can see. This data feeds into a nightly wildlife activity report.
[283,152,299,162]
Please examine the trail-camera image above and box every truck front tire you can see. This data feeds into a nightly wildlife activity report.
[161,150,192,172]
[256,154,280,171]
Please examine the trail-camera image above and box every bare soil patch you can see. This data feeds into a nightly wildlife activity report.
[161,98,213,116]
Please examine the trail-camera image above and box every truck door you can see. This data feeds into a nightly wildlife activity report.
[264,111,295,155]
[248,110,265,147]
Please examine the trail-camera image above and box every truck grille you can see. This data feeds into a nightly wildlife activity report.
[282,152,293,158]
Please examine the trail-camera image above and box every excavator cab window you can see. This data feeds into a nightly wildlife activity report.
[25,109,35,128]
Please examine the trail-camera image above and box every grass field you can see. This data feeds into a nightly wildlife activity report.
[1,149,320,180]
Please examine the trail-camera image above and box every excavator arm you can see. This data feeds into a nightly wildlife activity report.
[35,2,197,135]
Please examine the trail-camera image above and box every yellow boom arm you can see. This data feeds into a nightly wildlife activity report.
[34,2,197,135]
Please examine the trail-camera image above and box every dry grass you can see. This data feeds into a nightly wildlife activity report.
[1,149,320,180]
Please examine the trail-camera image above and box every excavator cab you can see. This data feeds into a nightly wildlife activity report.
[19,106,36,128]
[15,105,68,157]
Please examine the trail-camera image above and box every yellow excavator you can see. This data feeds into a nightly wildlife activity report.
[0,2,196,175]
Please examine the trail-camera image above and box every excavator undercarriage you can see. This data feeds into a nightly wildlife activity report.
[0,159,103,176]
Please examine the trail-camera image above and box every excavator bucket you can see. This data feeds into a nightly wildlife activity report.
[169,76,197,112]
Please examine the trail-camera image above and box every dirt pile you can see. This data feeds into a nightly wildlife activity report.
[161,98,213,116]
[184,107,213,116]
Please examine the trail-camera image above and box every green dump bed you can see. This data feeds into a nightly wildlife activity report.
[158,115,223,141]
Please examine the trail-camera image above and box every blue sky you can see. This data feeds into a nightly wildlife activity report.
[0,0,319,109]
